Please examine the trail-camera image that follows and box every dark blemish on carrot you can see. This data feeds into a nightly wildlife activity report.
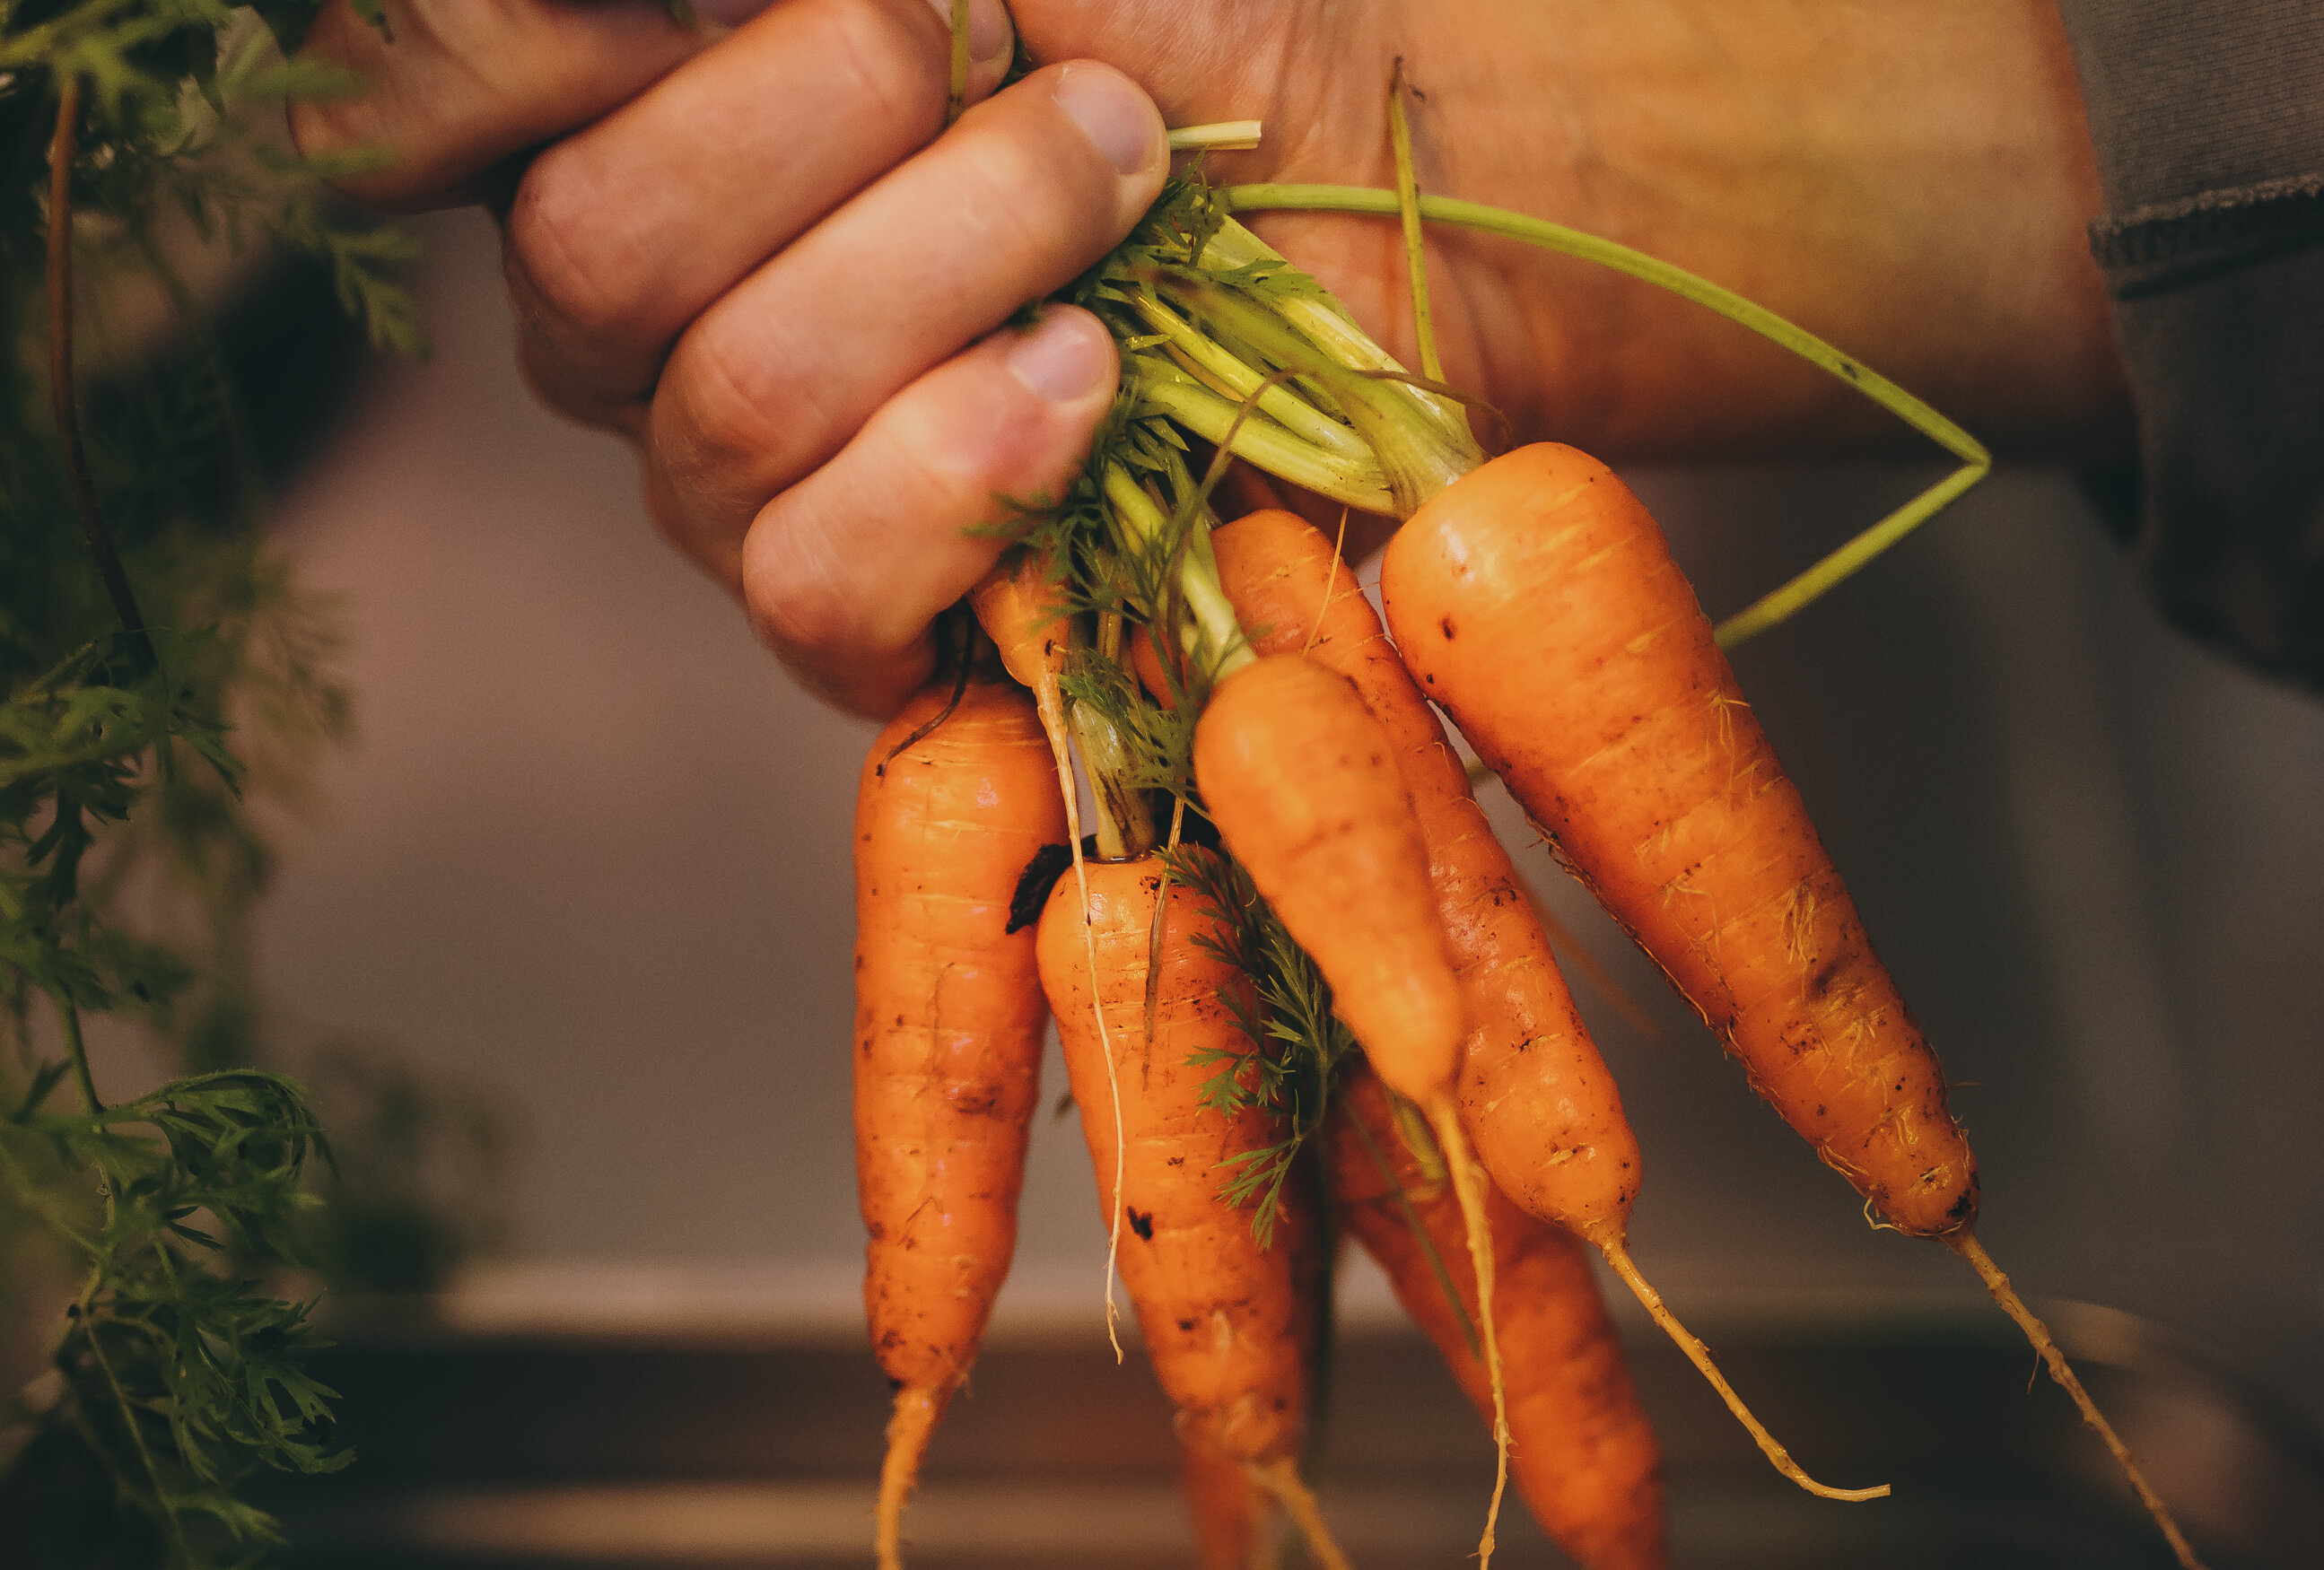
[1439,615,1457,641]
[1127,1207,1155,1241]
[1178,1318,1196,1331]
[1009,842,1072,932]
[1809,961,1841,996]
[873,763,886,779]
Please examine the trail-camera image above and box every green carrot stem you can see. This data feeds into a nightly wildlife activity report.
[943,0,970,126]
[1126,288,1370,461]
[1166,121,1262,153]
[1385,62,1443,384]
[54,991,102,1115]
[1219,182,1992,641]
[1153,275,1473,514]
[1131,360,1394,514]
[1072,698,1153,860]
[1199,216,1481,467]
[1102,464,1253,681]
[1712,460,1988,650]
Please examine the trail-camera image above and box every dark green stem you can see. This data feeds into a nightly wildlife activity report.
[53,990,102,1115]
[86,1319,194,1566]
[47,75,155,670]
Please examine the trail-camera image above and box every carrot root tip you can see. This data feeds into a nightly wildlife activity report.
[1427,1097,1509,1566]
[1246,1455,1354,1570]
[1949,1230,2211,1570]
[1601,1239,1892,1504]
[876,1385,946,1570]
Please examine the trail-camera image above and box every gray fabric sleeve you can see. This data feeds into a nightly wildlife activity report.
[2052,2,2324,689]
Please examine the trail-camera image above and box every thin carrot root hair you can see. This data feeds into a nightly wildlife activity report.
[1246,1455,1355,1570]
[1948,1230,2209,1570]
[1597,1239,1891,1504]
[875,1386,942,1570]
[1426,1095,1509,1567]
[1506,857,1673,1049]
[970,569,1130,1359]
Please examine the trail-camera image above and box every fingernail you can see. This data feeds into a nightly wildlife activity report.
[922,0,1010,65]
[1052,62,1158,177]
[1008,310,1113,404]
[693,0,773,24]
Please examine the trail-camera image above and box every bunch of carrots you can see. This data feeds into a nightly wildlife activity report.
[845,34,2212,1570]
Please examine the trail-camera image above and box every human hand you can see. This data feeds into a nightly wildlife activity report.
[293,0,2127,715]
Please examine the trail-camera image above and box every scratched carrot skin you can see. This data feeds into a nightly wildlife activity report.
[1034,852,1318,1489]
[854,676,1066,1567]
[1331,1061,1667,1570]
[1211,508,1643,1243]
[1382,443,1977,1237]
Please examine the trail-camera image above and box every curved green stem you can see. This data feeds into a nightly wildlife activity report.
[1131,359,1393,514]
[54,991,102,1115]
[1103,465,1253,682]
[1385,64,1442,384]
[1221,183,1993,644]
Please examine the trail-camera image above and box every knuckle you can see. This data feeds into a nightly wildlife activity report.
[822,0,948,135]
[749,530,859,661]
[949,118,1117,283]
[504,146,652,346]
[663,319,834,487]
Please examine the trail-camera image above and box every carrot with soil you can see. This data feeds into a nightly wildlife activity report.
[1209,506,1880,1508]
[1189,649,1523,1559]
[1330,1060,1666,1570]
[1381,441,2206,1570]
[1209,508,1643,1238]
[854,673,1070,1568]
[1035,848,1343,1569]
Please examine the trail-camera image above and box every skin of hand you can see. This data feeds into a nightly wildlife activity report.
[292,0,2128,717]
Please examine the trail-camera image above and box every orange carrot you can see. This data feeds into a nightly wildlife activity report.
[1331,1061,1666,1570]
[1192,653,1464,1112]
[854,675,1066,1570]
[1179,1433,1272,1570]
[1215,506,1880,1505]
[1383,442,2206,1568]
[1210,509,1641,1239]
[1384,445,1975,1234]
[1189,650,1522,1558]
[1034,850,1342,1569]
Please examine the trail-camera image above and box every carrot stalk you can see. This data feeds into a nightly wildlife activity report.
[1217,181,1991,636]
[1385,59,1443,385]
